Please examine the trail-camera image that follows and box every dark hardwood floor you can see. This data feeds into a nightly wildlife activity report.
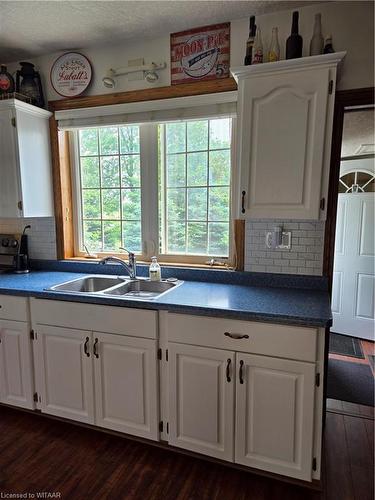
[0,404,373,500]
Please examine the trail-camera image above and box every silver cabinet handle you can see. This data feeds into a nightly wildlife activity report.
[224,332,249,340]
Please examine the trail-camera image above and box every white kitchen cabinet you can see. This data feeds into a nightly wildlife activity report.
[231,52,345,220]
[0,319,34,409]
[0,99,53,217]
[36,325,95,424]
[168,342,235,461]
[235,353,315,481]
[31,300,160,439]
[93,331,158,440]
[164,312,323,482]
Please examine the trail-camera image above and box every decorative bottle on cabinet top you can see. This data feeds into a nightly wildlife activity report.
[286,11,303,59]
[244,16,256,65]
[309,13,324,55]
[268,27,280,62]
[252,27,263,64]
[324,35,335,54]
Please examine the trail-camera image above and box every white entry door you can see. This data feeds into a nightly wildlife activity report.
[332,192,375,340]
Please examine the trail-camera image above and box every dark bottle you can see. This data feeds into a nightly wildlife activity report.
[286,11,303,59]
[0,65,15,95]
[323,35,335,54]
[244,16,256,65]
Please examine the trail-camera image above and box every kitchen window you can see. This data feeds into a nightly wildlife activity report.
[71,117,234,264]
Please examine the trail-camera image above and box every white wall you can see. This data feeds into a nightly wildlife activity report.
[232,1,374,91]
[3,1,373,272]
[8,1,374,102]
[0,218,57,260]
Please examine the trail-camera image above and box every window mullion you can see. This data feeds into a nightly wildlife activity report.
[140,123,159,261]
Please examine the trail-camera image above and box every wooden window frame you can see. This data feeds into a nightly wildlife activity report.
[48,77,245,269]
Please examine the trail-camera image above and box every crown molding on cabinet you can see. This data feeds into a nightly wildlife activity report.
[231,52,347,81]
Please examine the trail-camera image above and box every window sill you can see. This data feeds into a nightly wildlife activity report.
[65,256,232,271]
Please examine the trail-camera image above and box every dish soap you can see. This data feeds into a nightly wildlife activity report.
[149,256,161,281]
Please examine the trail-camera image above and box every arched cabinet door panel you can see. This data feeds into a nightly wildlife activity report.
[232,53,346,220]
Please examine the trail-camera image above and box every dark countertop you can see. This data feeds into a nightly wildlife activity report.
[0,270,332,327]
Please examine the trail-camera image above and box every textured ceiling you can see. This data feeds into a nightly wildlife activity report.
[341,108,375,157]
[0,0,322,63]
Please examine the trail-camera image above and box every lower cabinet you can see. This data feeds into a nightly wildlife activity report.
[168,343,235,461]
[35,325,158,440]
[235,353,315,481]
[168,343,316,481]
[94,331,158,440]
[37,325,95,424]
[0,319,34,409]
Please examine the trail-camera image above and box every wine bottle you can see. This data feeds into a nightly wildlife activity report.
[309,13,324,55]
[286,11,303,59]
[268,27,280,62]
[244,16,256,65]
[324,35,335,54]
[252,27,263,64]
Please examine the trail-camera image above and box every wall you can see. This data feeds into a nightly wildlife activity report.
[0,218,57,260]
[4,1,373,273]
[8,1,374,101]
[245,220,325,275]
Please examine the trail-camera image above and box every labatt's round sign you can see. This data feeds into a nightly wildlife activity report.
[51,52,92,97]
[171,23,230,84]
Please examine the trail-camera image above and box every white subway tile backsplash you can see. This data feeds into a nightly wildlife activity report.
[245,219,324,275]
[0,217,57,260]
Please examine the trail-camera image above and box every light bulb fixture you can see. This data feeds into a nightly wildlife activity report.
[102,62,166,88]
[145,70,159,83]
[102,76,116,88]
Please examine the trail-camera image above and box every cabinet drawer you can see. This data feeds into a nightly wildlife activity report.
[166,313,317,362]
[0,295,29,322]
[30,299,157,339]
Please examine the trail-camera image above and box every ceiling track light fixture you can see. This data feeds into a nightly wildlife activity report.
[102,62,166,88]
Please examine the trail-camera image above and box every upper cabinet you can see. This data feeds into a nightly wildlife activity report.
[0,99,54,218]
[231,52,346,220]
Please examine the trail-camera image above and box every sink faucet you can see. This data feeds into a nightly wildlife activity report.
[99,249,137,279]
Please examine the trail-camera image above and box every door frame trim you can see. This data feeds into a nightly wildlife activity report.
[323,87,374,289]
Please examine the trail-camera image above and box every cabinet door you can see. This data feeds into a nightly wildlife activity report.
[36,325,94,424]
[168,342,235,461]
[239,67,330,219]
[94,332,158,440]
[0,109,22,217]
[0,320,34,409]
[235,353,315,481]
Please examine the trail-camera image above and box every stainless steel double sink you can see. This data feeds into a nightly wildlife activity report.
[47,275,182,300]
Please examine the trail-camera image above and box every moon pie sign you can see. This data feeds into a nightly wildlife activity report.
[171,23,230,85]
[51,52,92,97]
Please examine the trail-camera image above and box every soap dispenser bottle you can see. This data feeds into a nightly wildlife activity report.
[149,256,161,281]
